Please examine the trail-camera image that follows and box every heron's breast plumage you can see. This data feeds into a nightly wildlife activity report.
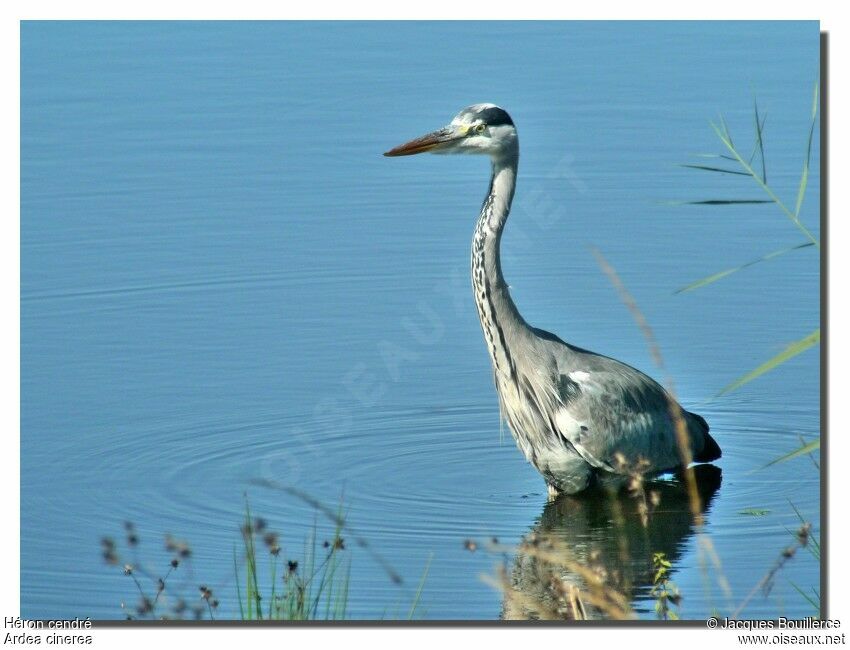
[471,194,514,380]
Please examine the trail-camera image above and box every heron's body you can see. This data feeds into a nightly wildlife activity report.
[386,103,721,495]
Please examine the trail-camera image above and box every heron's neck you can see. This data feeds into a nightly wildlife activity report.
[471,152,526,378]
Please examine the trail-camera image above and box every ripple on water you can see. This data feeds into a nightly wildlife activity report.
[23,374,819,620]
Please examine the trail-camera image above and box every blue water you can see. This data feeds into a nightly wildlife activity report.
[21,21,821,620]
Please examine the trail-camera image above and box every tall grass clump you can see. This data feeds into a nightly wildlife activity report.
[675,83,820,417]
[101,508,351,621]
[102,492,430,620]
[672,83,822,614]
[101,492,355,621]
[235,500,351,620]
[100,523,210,620]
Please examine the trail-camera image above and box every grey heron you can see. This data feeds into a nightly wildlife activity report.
[384,103,721,495]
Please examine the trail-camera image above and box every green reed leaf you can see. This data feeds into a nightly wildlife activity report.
[718,329,820,396]
[675,242,814,293]
[679,163,751,176]
[739,508,771,516]
[763,438,820,468]
[794,81,819,218]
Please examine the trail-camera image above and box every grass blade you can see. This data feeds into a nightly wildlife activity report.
[333,567,345,620]
[407,553,433,620]
[790,502,820,559]
[242,500,263,620]
[234,547,245,620]
[718,329,820,396]
[675,242,815,293]
[763,438,820,468]
[794,81,819,218]
[739,508,770,516]
[789,580,820,613]
[690,153,739,162]
[679,163,750,176]
[667,199,774,206]
[709,119,819,247]
[753,99,767,182]
[719,114,733,147]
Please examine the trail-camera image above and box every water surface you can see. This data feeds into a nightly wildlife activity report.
[21,21,821,620]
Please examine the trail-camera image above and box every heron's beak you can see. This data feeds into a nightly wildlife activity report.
[383,126,467,157]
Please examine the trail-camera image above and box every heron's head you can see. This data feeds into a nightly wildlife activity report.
[384,103,517,161]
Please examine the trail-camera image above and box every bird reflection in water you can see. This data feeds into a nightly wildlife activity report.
[499,464,722,620]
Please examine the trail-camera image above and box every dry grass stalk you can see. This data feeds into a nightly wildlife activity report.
[486,537,635,620]
[591,248,736,610]
[591,247,703,524]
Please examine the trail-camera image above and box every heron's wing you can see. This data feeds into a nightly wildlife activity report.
[549,351,691,475]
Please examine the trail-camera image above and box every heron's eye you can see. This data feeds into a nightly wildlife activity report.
[474,123,487,134]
